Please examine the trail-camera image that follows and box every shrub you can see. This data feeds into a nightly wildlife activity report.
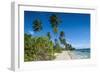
[24,33,55,61]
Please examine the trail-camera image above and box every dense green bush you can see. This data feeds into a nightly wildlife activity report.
[24,33,55,62]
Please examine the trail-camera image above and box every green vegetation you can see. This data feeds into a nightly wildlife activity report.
[59,31,75,50]
[24,33,55,61]
[54,39,62,53]
[24,14,75,62]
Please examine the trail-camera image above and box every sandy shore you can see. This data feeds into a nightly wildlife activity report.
[54,51,72,60]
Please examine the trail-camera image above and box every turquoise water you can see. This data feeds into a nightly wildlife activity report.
[71,48,90,59]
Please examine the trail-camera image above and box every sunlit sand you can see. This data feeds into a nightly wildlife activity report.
[54,51,72,60]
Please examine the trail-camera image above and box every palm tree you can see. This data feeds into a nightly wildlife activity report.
[60,31,65,38]
[49,14,62,55]
[49,14,61,45]
[32,19,42,32]
[59,31,66,45]
[47,32,51,40]
[59,31,75,50]
[49,14,61,34]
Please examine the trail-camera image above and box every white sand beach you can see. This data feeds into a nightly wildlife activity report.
[54,51,72,60]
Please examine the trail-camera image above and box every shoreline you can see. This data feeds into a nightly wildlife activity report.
[54,50,90,60]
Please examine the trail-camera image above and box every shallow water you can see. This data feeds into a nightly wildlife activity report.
[70,48,90,59]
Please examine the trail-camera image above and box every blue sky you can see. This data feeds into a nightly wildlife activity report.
[24,11,90,49]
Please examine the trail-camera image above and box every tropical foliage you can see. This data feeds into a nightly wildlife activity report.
[32,19,42,32]
[24,33,55,61]
[49,14,61,33]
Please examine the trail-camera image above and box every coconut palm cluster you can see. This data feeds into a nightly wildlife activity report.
[24,14,75,62]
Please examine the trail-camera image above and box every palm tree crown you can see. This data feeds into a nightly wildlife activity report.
[32,19,42,32]
[60,31,65,37]
[49,14,61,33]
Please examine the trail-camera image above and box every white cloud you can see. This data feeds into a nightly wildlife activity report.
[28,30,34,35]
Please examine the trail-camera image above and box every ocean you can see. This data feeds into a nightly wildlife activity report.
[70,48,90,59]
